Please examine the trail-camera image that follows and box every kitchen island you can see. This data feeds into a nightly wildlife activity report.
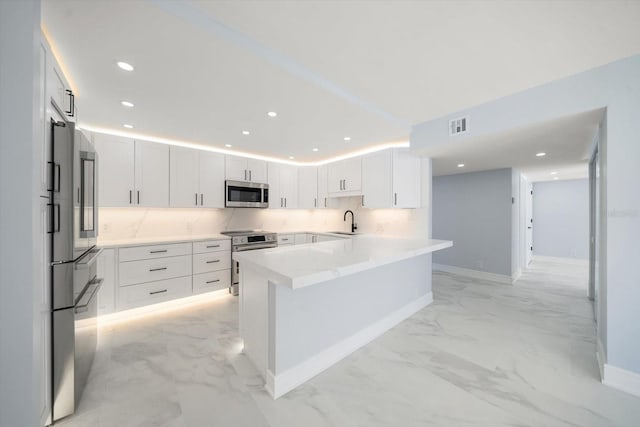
[233,235,452,398]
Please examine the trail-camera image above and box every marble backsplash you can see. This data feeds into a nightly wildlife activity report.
[98,197,431,242]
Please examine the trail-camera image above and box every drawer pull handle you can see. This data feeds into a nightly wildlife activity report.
[149,289,167,295]
[206,245,220,248]
[206,279,220,284]
[150,250,168,254]
[149,267,167,272]
[206,260,220,264]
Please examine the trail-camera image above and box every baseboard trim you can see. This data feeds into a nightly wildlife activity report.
[596,338,606,381]
[532,255,589,265]
[266,292,433,399]
[433,263,513,285]
[602,363,640,398]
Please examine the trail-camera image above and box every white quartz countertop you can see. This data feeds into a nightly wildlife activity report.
[98,234,230,248]
[233,235,453,289]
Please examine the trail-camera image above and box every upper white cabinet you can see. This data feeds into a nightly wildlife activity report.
[268,163,298,208]
[362,149,421,209]
[328,157,362,197]
[170,146,225,208]
[225,155,267,183]
[95,135,169,207]
[298,167,318,209]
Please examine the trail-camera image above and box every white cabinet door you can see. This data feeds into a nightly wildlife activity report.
[135,140,169,207]
[317,165,331,208]
[362,151,393,208]
[298,167,318,209]
[327,162,343,194]
[199,151,225,208]
[342,157,362,193]
[247,158,268,183]
[280,164,298,208]
[392,149,421,208]
[267,163,281,208]
[225,155,248,181]
[97,248,116,315]
[169,146,199,208]
[95,134,135,207]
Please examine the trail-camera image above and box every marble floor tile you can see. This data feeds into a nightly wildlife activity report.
[57,257,640,427]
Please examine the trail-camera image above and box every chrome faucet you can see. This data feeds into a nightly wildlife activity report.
[343,210,357,233]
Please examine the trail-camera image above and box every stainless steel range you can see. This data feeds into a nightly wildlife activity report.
[220,230,278,295]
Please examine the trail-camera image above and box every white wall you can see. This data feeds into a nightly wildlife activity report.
[533,179,589,259]
[432,169,513,276]
[411,54,640,382]
[0,1,41,426]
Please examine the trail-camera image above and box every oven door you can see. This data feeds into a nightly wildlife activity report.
[225,180,268,208]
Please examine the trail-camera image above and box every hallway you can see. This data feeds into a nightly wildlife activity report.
[59,258,639,427]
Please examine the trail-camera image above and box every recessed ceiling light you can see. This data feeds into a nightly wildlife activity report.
[241,130,250,135]
[121,101,134,107]
[225,144,232,148]
[267,111,277,117]
[344,137,351,141]
[288,156,295,160]
[553,177,559,180]
[536,152,546,157]
[457,163,465,168]
[117,61,134,71]
[123,124,133,129]
[550,171,558,175]
[312,148,319,152]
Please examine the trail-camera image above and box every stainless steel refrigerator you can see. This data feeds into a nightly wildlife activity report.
[49,116,102,422]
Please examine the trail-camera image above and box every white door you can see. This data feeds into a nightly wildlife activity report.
[169,146,199,207]
[199,151,225,208]
[95,135,135,207]
[317,165,330,208]
[327,161,344,194]
[526,183,533,265]
[135,140,169,207]
[362,151,393,208]
[280,165,298,208]
[392,150,420,208]
[225,155,248,181]
[247,159,268,183]
[341,157,362,192]
[297,167,318,209]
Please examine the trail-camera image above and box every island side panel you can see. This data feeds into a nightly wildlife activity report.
[239,266,270,378]
[271,253,432,383]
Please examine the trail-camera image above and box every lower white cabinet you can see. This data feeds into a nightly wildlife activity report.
[278,234,295,245]
[110,238,231,313]
[97,248,116,315]
[118,276,193,311]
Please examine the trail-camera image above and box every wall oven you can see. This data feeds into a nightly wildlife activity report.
[225,180,269,208]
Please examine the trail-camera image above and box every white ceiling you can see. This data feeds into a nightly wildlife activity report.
[429,108,604,182]
[42,1,640,163]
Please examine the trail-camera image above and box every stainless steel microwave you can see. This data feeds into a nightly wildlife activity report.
[225,180,269,208]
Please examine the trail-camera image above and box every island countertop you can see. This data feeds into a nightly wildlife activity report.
[233,235,452,289]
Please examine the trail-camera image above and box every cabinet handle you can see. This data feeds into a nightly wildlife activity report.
[50,162,60,192]
[149,289,167,295]
[285,197,287,208]
[77,187,80,204]
[362,195,364,206]
[280,197,283,208]
[129,190,132,204]
[137,190,140,204]
[206,259,220,264]
[282,238,289,241]
[206,279,220,284]
[249,170,252,181]
[344,179,347,190]
[65,89,74,116]
[149,250,168,254]
[244,169,247,180]
[49,203,60,233]
[201,193,203,205]
[324,197,327,208]
[195,193,198,206]
[149,267,167,272]
[206,244,220,248]
[394,192,397,206]
[314,198,317,208]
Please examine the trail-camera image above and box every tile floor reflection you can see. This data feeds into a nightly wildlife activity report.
[58,257,640,427]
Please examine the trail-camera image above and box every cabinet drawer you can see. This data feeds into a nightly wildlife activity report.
[278,234,295,245]
[119,242,191,262]
[119,255,192,286]
[193,252,231,275]
[193,239,231,254]
[193,270,230,295]
[117,276,192,311]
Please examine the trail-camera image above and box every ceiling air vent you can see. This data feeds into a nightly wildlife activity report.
[449,116,469,136]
